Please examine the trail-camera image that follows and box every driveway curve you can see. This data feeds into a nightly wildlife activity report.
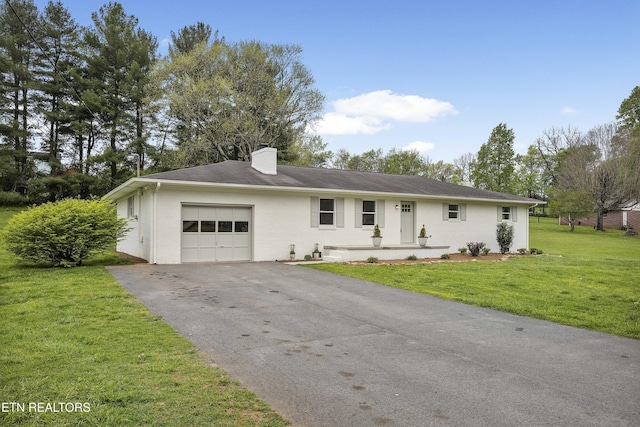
[108,262,639,427]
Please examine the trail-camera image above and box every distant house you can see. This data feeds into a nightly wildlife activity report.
[104,147,541,264]
[558,200,640,230]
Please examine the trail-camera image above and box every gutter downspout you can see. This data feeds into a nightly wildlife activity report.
[528,202,540,250]
[151,182,161,264]
[137,188,143,244]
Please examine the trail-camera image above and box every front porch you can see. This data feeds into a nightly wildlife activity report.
[321,244,450,262]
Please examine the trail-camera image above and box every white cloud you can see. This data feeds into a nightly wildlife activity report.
[314,90,458,136]
[312,112,392,135]
[334,90,458,122]
[402,141,435,153]
[561,106,581,115]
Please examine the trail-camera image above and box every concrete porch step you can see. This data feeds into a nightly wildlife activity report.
[322,245,450,262]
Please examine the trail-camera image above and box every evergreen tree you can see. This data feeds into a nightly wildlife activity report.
[36,0,82,175]
[169,22,214,57]
[83,2,157,188]
[0,0,40,193]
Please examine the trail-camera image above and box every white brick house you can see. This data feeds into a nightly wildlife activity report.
[104,148,540,263]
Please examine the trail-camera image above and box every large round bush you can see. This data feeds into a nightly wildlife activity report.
[2,198,129,267]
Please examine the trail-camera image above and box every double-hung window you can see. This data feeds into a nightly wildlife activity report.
[311,197,344,228]
[448,204,459,220]
[362,200,376,226]
[319,198,335,225]
[501,207,512,221]
[443,203,466,221]
[498,206,517,222]
[355,199,384,228]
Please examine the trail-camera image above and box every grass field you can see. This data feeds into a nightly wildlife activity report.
[0,207,289,427]
[308,217,640,339]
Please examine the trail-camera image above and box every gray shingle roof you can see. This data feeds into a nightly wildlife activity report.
[142,161,539,203]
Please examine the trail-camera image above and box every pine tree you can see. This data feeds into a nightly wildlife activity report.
[0,0,40,193]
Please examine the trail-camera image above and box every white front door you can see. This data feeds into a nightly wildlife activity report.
[400,202,414,243]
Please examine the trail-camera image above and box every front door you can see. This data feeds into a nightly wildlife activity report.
[400,202,414,243]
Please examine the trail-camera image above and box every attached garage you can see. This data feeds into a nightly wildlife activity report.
[181,205,252,262]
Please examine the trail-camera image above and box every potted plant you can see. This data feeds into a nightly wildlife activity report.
[312,243,321,260]
[418,224,429,247]
[371,224,382,247]
[289,244,296,260]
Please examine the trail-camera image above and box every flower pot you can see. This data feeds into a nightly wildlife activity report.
[290,253,296,260]
[372,237,382,247]
[418,237,428,247]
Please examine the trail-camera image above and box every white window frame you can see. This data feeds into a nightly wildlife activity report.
[443,203,466,222]
[448,204,459,220]
[498,206,517,222]
[127,196,135,219]
[319,198,335,226]
[362,200,376,226]
[501,206,512,221]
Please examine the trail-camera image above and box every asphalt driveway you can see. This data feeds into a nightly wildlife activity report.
[107,262,640,426]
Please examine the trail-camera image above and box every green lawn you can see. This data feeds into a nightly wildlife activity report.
[308,217,640,339]
[0,207,289,426]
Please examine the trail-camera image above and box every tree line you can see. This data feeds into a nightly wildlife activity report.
[313,89,640,231]
[1,1,638,232]
[0,0,323,203]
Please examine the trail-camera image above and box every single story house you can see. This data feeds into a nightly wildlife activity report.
[104,147,541,264]
[558,200,640,230]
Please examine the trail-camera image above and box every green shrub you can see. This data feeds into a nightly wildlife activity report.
[529,248,543,255]
[466,242,486,257]
[458,247,468,254]
[0,191,28,206]
[440,253,450,260]
[304,254,312,261]
[367,256,379,263]
[517,248,528,255]
[406,255,417,261]
[2,198,129,267]
[496,222,514,254]
[481,247,491,256]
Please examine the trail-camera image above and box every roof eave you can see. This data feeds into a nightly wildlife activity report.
[104,178,540,205]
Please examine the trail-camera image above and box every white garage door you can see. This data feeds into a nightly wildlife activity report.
[181,206,251,262]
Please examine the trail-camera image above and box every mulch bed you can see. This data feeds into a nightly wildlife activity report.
[343,252,513,265]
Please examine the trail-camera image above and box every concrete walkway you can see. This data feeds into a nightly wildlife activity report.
[107,262,640,426]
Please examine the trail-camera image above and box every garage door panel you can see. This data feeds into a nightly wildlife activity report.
[234,234,250,247]
[181,206,252,263]
[182,247,199,263]
[217,234,234,246]
[217,247,234,261]
[182,206,199,220]
[234,247,251,259]
[199,247,217,261]
[217,207,233,220]
[233,208,251,221]
[182,234,199,246]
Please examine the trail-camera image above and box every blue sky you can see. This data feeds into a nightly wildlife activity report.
[35,0,640,162]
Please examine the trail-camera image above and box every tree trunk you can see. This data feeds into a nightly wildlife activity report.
[596,213,605,232]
